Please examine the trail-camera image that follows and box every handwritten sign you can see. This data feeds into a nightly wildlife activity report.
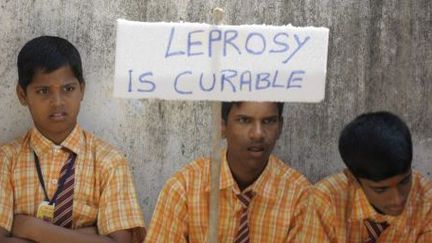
[114,19,329,102]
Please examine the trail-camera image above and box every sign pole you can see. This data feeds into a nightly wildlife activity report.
[208,7,224,243]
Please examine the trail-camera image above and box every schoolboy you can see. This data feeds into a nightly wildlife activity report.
[0,36,145,243]
[299,111,432,242]
[146,101,310,242]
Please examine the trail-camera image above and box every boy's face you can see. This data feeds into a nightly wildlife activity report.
[222,102,283,171]
[17,65,84,144]
[358,170,412,216]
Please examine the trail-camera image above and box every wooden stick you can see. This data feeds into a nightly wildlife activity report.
[208,7,224,243]
[209,102,221,243]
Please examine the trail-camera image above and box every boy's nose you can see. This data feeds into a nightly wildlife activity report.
[390,188,405,206]
[51,92,64,106]
[249,123,265,141]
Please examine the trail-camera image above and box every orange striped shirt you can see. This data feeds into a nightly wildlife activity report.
[0,125,145,241]
[146,152,310,243]
[298,169,432,242]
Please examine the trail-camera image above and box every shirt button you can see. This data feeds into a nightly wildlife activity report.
[52,179,58,185]
[53,145,62,152]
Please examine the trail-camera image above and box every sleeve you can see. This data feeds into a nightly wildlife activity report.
[416,209,432,242]
[285,185,311,242]
[0,147,14,231]
[97,154,146,242]
[417,229,432,242]
[293,187,335,243]
[145,176,188,243]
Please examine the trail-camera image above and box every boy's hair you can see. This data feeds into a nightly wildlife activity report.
[221,102,284,122]
[17,36,84,90]
[338,111,412,182]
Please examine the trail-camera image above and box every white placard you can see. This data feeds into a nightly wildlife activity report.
[114,19,329,102]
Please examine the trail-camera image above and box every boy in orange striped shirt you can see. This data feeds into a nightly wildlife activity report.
[146,102,310,242]
[300,112,432,242]
[0,36,145,243]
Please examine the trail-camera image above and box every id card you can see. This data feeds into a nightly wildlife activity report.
[36,201,55,222]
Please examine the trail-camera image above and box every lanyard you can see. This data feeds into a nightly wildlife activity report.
[34,151,76,205]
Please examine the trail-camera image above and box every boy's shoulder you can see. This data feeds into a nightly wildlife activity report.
[168,156,209,185]
[306,172,354,219]
[0,132,32,159]
[312,171,350,200]
[81,129,122,155]
[79,128,126,166]
[270,155,311,187]
[411,170,432,207]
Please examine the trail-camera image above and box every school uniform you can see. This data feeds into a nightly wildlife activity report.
[146,151,310,243]
[298,170,432,242]
[0,125,145,242]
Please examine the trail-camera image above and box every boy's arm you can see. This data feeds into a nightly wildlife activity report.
[417,232,432,243]
[285,185,311,242]
[146,177,188,243]
[0,150,31,243]
[293,187,334,243]
[96,155,146,242]
[0,227,34,243]
[416,210,432,243]
[75,226,99,235]
[11,214,131,243]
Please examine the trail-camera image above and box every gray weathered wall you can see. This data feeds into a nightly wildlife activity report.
[1,0,431,224]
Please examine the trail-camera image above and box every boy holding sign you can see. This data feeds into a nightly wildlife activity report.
[0,36,145,243]
[299,112,432,242]
[146,101,310,242]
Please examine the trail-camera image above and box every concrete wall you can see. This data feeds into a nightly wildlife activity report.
[1,0,431,224]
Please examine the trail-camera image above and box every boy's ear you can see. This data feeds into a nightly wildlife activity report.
[80,82,85,101]
[221,119,226,139]
[16,84,27,106]
[277,116,284,139]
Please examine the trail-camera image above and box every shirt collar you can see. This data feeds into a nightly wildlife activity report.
[205,150,278,201]
[30,124,82,156]
[205,150,235,192]
[246,154,278,200]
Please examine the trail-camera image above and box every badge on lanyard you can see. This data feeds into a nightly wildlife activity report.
[37,200,55,222]
[34,151,76,223]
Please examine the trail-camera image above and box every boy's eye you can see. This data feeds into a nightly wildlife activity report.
[263,117,278,125]
[36,88,48,95]
[237,117,251,123]
[373,188,387,194]
[64,86,75,92]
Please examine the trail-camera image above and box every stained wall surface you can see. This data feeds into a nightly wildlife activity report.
[1,0,431,223]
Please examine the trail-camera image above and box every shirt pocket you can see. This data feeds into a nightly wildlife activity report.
[73,200,98,228]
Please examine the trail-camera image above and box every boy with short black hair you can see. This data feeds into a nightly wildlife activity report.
[299,111,432,242]
[0,36,145,243]
[146,101,310,242]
